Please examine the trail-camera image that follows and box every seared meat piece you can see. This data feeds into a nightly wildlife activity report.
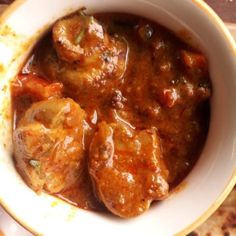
[43,12,128,96]
[89,122,169,218]
[13,98,87,193]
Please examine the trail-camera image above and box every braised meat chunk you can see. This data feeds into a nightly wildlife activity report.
[42,12,128,97]
[13,98,87,193]
[89,122,169,217]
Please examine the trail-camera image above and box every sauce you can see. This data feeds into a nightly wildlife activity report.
[11,13,211,216]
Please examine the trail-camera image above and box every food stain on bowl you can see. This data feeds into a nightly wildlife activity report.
[65,207,77,222]
[50,201,59,208]
[0,25,25,69]
[0,21,52,151]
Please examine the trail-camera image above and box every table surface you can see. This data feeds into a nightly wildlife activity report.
[205,0,236,22]
[0,1,235,236]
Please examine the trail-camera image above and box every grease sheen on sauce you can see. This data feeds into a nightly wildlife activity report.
[12,13,211,212]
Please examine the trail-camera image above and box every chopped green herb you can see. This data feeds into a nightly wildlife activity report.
[29,160,41,174]
[75,28,85,45]
[138,24,154,41]
[90,16,95,23]
[79,10,87,17]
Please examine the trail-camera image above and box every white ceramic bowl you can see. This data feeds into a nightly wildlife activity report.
[0,0,236,235]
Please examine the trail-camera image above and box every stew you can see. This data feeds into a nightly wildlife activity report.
[11,12,211,218]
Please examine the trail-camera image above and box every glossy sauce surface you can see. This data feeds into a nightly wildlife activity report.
[12,13,211,214]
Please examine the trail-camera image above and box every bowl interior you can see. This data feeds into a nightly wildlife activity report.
[0,0,236,235]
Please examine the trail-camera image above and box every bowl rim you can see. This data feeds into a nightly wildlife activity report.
[0,0,236,235]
